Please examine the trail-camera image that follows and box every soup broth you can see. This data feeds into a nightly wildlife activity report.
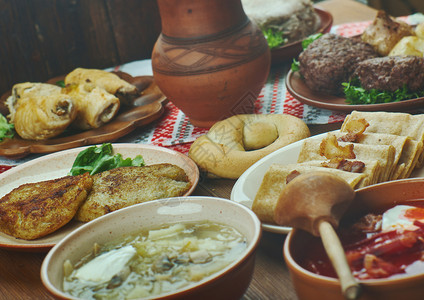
[63,221,247,299]
[298,202,424,280]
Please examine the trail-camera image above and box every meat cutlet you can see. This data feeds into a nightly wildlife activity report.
[75,164,192,222]
[354,56,424,92]
[298,33,378,95]
[0,173,93,240]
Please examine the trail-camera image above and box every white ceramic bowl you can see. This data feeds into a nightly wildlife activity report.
[41,196,262,300]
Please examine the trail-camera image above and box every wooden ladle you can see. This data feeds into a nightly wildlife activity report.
[275,171,361,300]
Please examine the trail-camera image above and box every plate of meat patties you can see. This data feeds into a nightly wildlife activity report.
[287,11,424,113]
[0,68,167,159]
[0,144,199,251]
[286,68,424,113]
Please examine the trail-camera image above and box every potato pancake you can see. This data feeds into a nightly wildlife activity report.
[75,164,192,222]
[0,173,93,240]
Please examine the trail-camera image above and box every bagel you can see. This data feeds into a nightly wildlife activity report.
[188,114,310,179]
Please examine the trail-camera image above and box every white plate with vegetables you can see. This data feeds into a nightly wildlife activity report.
[0,143,199,251]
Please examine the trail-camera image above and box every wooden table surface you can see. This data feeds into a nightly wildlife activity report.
[0,1,377,299]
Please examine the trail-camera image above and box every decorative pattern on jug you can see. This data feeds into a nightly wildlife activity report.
[152,20,268,76]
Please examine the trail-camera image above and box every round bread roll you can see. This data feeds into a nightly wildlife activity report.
[188,114,310,179]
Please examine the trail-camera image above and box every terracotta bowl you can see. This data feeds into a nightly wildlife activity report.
[284,178,424,300]
[41,196,262,300]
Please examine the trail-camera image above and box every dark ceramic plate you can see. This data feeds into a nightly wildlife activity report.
[286,69,424,113]
[0,72,167,159]
[270,7,333,64]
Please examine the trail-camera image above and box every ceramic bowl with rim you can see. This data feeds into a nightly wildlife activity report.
[41,196,262,300]
[283,178,424,300]
[270,7,333,64]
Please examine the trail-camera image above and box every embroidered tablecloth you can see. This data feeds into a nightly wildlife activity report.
[1,15,423,169]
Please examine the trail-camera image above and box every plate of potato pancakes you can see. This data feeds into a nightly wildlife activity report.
[0,143,199,251]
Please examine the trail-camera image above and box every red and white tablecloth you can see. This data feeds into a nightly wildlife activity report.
[0,15,422,169]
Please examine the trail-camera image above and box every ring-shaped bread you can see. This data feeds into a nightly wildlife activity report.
[188,114,310,179]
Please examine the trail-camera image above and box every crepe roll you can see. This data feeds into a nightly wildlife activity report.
[298,134,396,183]
[342,111,424,168]
[65,68,138,105]
[64,83,120,130]
[300,159,382,187]
[342,111,424,143]
[7,83,77,140]
[335,131,422,180]
[252,163,367,224]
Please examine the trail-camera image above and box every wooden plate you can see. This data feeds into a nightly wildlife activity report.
[286,69,424,113]
[0,143,199,252]
[270,7,333,64]
[0,72,168,159]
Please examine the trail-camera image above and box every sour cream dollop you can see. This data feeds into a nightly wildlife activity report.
[382,205,424,232]
[74,245,136,283]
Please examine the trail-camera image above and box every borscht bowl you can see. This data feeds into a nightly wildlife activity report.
[41,196,262,300]
[283,178,424,300]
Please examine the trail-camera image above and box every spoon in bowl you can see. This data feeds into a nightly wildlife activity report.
[274,171,361,300]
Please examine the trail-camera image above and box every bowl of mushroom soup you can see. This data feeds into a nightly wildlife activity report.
[41,196,262,300]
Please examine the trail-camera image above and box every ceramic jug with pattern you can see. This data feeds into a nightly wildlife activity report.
[152,0,271,127]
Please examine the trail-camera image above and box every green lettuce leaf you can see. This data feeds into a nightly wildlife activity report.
[301,33,323,49]
[68,143,145,176]
[0,114,14,141]
[262,28,286,49]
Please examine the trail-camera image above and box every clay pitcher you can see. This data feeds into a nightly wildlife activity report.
[151,0,271,127]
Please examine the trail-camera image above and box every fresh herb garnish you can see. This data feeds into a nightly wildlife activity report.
[0,114,14,141]
[56,80,66,88]
[291,59,300,72]
[301,33,323,49]
[262,28,287,49]
[68,143,145,176]
[343,78,424,105]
